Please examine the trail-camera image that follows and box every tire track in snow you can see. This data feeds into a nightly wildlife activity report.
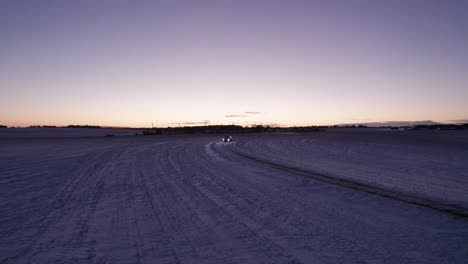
[202,141,387,262]
[157,140,304,263]
[226,142,468,218]
[1,144,128,263]
[3,136,468,263]
[139,145,199,263]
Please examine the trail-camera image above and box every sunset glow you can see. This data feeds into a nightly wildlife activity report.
[1,1,467,127]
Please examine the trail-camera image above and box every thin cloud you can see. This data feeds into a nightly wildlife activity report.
[225,115,246,118]
[245,111,262,114]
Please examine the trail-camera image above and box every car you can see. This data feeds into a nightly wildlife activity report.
[222,135,232,142]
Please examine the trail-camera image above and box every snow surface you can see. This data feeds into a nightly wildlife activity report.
[0,128,139,138]
[1,132,468,263]
[233,129,468,208]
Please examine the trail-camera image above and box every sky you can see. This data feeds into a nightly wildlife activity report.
[1,0,467,127]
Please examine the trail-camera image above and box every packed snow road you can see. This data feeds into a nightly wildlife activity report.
[1,133,468,264]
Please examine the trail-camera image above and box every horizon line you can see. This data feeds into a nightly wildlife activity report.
[2,120,468,129]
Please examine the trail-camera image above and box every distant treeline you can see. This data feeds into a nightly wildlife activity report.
[66,125,101,129]
[29,125,57,128]
[6,123,468,132]
[413,123,468,130]
[143,125,324,135]
[25,125,102,128]
[329,125,368,128]
[141,123,468,135]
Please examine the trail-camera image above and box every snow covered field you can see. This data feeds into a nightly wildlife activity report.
[0,128,139,138]
[1,131,468,263]
[232,129,468,208]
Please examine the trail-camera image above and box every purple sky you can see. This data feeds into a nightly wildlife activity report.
[1,0,467,127]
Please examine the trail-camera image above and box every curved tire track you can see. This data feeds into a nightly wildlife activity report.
[225,142,468,218]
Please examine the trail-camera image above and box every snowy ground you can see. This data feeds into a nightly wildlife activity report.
[1,131,468,263]
[232,129,468,208]
[0,128,139,139]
